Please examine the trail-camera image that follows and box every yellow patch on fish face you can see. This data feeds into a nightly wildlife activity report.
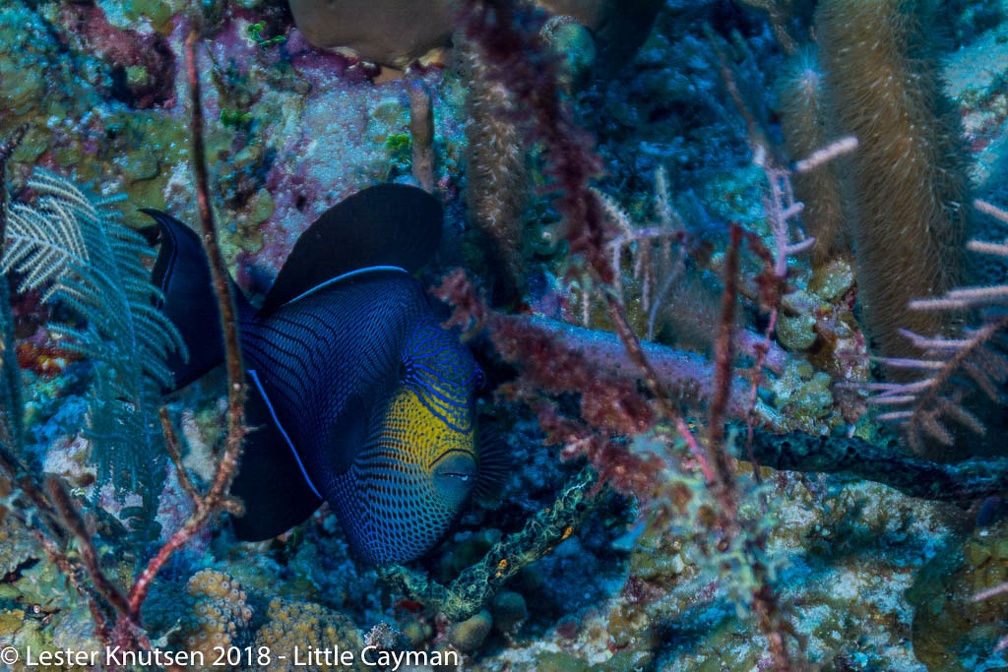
[346,320,482,563]
[379,385,478,511]
[348,384,476,563]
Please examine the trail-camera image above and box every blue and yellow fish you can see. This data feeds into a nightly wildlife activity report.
[145,184,502,564]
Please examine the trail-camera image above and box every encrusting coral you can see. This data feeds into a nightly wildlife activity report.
[172,570,254,669]
[253,598,367,672]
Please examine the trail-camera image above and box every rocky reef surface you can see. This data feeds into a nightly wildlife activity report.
[2,0,1008,670]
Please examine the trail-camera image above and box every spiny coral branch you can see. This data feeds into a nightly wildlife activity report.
[126,29,248,620]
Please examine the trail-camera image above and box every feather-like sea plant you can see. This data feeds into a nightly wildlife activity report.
[1,168,185,537]
[865,199,1008,454]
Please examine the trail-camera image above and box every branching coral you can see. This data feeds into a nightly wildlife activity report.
[596,172,687,339]
[865,199,1008,454]
[380,467,597,621]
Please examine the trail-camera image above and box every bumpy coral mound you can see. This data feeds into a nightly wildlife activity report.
[253,598,367,672]
[908,518,1008,669]
[172,570,254,671]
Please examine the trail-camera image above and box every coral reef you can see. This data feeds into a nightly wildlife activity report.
[173,570,255,670]
[1,0,1008,670]
[252,598,366,672]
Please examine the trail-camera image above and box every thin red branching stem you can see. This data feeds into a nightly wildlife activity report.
[707,225,742,521]
[745,306,777,479]
[126,29,247,620]
[700,27,802,671]
[599,286,712,478]
[45,477,131,615]
[0,440,122,646]
[160,406,199,502]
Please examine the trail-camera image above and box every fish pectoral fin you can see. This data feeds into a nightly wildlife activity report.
[327,394,369,476]
[230,372,323,541]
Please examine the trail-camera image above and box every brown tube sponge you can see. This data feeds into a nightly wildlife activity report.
[815,0,970,362]
[777,47,850,268]
[461,39,529,306]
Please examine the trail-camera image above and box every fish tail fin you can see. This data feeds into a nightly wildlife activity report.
[141,209,253,391]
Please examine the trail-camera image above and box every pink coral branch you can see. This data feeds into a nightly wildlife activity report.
[862,199,1008,450]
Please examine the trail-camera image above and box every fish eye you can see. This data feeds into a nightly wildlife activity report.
[433,453,477,508]
[399,358,413,381]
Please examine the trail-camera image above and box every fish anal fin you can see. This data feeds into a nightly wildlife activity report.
[231,372,323,541]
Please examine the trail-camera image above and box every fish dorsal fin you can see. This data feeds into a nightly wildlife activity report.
[260,184,443,316]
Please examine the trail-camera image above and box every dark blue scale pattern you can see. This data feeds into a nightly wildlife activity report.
[239,272,479,564]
